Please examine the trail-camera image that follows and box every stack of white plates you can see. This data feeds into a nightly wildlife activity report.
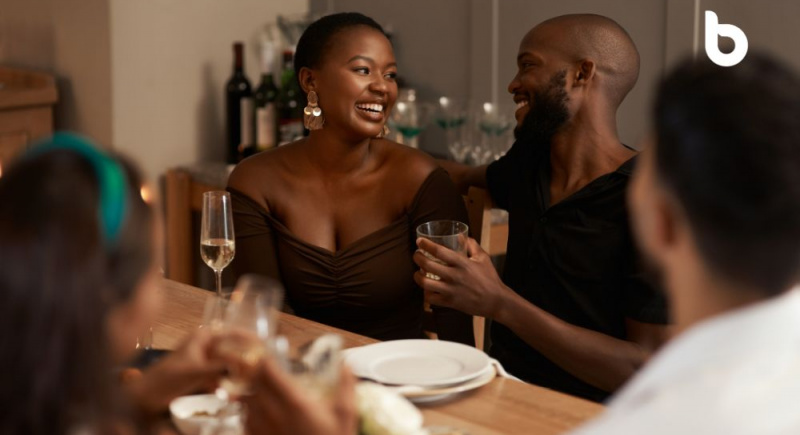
[345,339,496,402]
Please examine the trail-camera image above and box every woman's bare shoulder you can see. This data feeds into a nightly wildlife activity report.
[374,139,439,184]
[371,139,446,208]
[229,143,303,187]
[227,142,306,211]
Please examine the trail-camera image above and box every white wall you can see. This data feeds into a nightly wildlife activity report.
[1,0,113,146]
[110,0,308,180]
[1,0,308,180]
[53,0,113,146]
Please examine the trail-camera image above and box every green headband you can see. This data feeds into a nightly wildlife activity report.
[26,132,129,245]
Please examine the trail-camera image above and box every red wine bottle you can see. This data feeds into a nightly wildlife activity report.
[226,42,253,163]
[253,42,279,153]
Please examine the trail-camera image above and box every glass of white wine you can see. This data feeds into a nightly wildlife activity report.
[201,191,235,298]
[216,274,284,399]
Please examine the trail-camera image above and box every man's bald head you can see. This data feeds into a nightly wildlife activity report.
[530,14,640,108]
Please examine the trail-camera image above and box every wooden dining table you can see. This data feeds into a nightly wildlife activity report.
[153,278,604,435]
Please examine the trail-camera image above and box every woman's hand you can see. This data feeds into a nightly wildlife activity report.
[124,329,228,416]
[242,357,358,435]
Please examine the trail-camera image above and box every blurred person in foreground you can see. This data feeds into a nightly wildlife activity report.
[417,14,669,402]
[0,133,355,434]
[0,134,230,433]
[568,52,800,434]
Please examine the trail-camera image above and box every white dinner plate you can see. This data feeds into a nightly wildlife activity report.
[393,364,497,403]
[345,339,491,387]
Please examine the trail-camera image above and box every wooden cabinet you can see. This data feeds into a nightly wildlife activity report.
[0,67,58,168]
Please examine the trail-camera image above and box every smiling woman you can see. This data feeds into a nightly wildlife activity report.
[226,12,474,345]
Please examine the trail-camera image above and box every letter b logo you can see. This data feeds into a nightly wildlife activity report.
[705,11,748,67]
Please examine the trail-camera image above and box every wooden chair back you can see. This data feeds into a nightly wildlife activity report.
[164,168,219,285]
[465,187,497,351]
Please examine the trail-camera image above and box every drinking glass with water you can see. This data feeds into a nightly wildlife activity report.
[416,220,469,280]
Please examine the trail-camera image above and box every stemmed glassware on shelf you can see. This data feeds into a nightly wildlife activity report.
[474,102,513,165]
[200,191,235,300]
[389,89,433,148]
[387,93,512,166]
[435,97,470,163]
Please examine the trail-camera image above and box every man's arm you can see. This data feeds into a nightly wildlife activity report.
[494,291,666,392]
[413,238,669,393]
[436,159,488,195]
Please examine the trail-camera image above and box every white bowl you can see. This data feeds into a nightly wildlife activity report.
[169,394,242,435]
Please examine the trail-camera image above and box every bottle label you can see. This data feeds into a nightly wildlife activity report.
[240,97,254,149]
[256,104,277,151]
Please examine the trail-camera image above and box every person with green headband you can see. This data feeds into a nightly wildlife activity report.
[0,133,236,433]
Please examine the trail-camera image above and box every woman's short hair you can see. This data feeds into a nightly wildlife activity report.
[294,12,387,79]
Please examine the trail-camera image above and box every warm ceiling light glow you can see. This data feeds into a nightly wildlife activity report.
[0,161,3,178]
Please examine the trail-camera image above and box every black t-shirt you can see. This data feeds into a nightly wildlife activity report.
[485,140,668,402]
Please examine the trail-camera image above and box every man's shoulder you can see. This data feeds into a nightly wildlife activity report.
[485,141,547,193]
[577,373,800,435]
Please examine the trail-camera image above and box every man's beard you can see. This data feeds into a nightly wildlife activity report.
[514,69,570,147]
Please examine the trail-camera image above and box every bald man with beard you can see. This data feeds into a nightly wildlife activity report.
[415,14,670,402]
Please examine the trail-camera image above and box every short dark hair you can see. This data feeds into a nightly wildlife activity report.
[0,148,153,433]
[294,12,387,79]
[654,53,800,296]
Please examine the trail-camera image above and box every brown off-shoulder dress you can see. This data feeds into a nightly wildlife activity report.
[228,167,473,342]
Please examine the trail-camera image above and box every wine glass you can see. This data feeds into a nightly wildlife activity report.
[474,102,513,165]
[215,274,285,399]
[289,334,343,400]
[389,89,433,148]
[135,327,153,350]
[201,286,234,331]
[200,191,235,298]
[435,97,470,163]
[202,275,283,435]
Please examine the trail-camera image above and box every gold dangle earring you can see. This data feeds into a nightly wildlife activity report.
[376,124,390,138]
[304,90,325,130]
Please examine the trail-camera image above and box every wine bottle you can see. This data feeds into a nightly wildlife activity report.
[253,42,279,153]
[276,50,305,145]
[225,42,253,163]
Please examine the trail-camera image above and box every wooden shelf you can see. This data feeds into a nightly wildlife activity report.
[0,67,59,166]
